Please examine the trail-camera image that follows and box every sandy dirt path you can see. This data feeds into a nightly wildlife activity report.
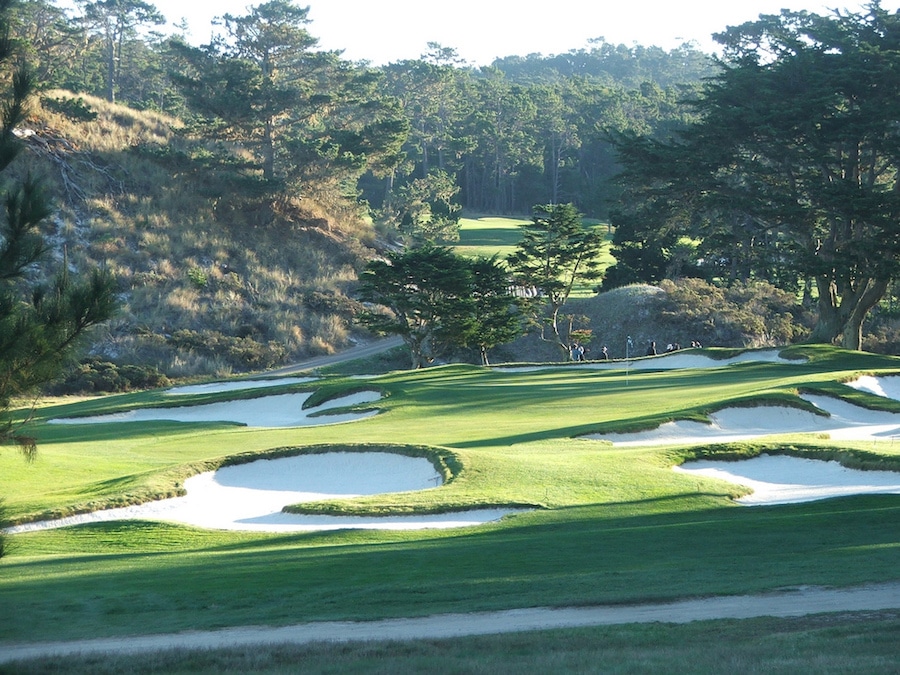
[266,336,404,375]
[2,583,899,664]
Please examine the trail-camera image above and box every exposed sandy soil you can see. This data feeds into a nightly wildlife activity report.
[49,390,382,428]
[496,347,797,372]
[676,454,900,504]
[164,376,316,395]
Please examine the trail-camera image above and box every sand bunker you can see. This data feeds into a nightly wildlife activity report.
[675,454,900,505]
[165,377,316,395]
[31,388,528,533]
[847,374,900,400]
[49,391,382,428]
[7,453,523,534]
[496,349,798,373]
[585,394,900,447]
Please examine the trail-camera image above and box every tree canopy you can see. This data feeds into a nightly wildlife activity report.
[356,245,519,368]
[609,2,900,350]
[168,1,407,195]
[506,203,605,359]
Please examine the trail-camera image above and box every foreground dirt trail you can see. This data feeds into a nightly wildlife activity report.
[3,583,899,664]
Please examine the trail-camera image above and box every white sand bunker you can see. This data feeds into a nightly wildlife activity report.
[675,454,900,505]
[49,391,381,428]
[7,453,522,533]
[165,377,316,395]
[847,374,900,401]
[497,349,799,373]
[585,394,900,447]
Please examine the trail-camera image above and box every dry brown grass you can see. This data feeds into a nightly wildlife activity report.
[14,90,377,378]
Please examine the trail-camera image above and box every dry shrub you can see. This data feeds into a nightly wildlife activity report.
[653,278,811,348]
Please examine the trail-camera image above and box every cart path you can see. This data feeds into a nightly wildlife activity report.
[3,582,899,664]
[266,336,404,375]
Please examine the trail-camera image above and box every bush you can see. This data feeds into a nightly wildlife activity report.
[302,290,364,318]
[167,329,287,371]
[652,278,811,348]
[47,358,172,395]
[40,95,98,122]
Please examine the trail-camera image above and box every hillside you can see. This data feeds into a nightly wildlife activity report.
[17,91,380,380]
[14,92,892,384]
[491,280,816,364]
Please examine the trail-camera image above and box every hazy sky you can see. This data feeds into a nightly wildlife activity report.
[142,0,879,64]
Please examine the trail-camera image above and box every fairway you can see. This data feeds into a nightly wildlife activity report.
[455,213,615,297]
[454,214,531,258]
[1,344,899,658]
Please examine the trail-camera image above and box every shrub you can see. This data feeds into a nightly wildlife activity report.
[654,278,812,347]
[47,358,172,394]
[40,95,98,122]
[167,329,287,371]
[302,290,364,318]
[187,266,209,289]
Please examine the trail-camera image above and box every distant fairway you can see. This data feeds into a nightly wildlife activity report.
[455,213,614,297]
[454,214,530,258]
[1,345,899,670]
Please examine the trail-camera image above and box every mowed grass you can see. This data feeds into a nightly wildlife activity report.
[454,214,531,259]
[1,345,900,652]
[7,614,899,675]
[455,214,614,298]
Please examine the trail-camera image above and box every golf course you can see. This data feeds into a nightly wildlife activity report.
[1,343,899,672]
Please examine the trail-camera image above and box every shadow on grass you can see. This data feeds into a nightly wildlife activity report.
[4,494,899,645]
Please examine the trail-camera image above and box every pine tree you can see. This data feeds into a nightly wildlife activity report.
[0,0,117,455]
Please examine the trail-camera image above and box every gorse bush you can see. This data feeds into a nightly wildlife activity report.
[186,267,209,289]
[40,95,98,122]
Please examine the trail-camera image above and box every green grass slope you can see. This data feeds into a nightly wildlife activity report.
[1,345,899,648]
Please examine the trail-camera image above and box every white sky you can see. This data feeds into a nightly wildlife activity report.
[139,0,881,65]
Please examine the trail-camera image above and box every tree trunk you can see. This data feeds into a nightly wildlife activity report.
[106,41,116,102]
[406,337,424,369]
[840,278,888,350]
[808,275,888,350]
[808,276,845,345]
[405,327,435,369]
[263,117,275,181]
[542,302,569,361]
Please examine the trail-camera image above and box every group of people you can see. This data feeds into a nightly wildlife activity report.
[570,338,702,361]
[569,342,609,361]
[647,339,702,356]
